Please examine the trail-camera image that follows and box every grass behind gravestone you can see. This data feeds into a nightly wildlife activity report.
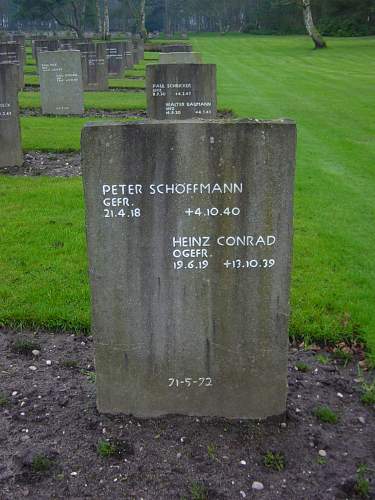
[1,35,375,360]
[192,34,375,357]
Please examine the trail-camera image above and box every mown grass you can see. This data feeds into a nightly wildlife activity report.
[191,34,375,357]
[19,91,146,111]
[21,116,141,151]
[2,35,375,358]
[24,74,145,89]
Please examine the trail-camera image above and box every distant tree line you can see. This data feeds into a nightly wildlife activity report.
[3,0,375,38]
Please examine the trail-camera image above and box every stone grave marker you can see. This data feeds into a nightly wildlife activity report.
[106,41,125,77]
[38,50,84,115]
[0,41,24,89]
[146,64,216,119]
[81,119,296,419]
[159,52,202,64]
[135,38,144,62]
[58,38,78,50]
[33,39,59,64]
[132,39,140,65]
[123,40,134,69]
[11,34,26,63]
[0,63,23,168]
[78,42,108,91]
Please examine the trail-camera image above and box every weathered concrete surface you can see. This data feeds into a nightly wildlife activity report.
[58,38,78,50]
[33,39,59,64]
[78,42,108,91]
[81,119,296,419]
[159,52,202,64]
[132,39,140,65]
[106,41,125,77]
[39,50,84,115]
[146,64,217,119]
[0,41,24,89]
[123,40,134,69]
[0,63,23,167]
[134,38,144,63]
[11,34,26,63]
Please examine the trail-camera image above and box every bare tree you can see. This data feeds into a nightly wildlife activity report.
[103,0,109,38]
[301,0,326,48]
[96,0,102,36]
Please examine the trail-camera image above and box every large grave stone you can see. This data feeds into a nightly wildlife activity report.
[78,42,108,91]
[146,64,216,119]
[0,41,24,89]
[0,63,23,167]
[39,50,84,115]
[106,41,125,77]
[123,40,134,69]
[81,119,296,419]
[159,52,202,64]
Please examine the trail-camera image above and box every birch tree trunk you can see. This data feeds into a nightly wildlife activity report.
[302,0,326,49]
[140,0,146,38]
[103,0,110,40]
[96,0,102,37]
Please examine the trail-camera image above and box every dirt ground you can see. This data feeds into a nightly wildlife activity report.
[0,328,374,499]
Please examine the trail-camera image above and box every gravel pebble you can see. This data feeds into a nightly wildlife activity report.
[252,481,264,491]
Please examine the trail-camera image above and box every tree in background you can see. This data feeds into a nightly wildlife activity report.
[14,0,90,37]
[300,0,326,47]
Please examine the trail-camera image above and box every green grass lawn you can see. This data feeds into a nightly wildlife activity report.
[24,74,145,89]
[19,91,146,112]
[2,35,375,360]
[191,34,375,355]
[21,116,141,151]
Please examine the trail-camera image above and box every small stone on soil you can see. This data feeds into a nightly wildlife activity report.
[29,366,37,371]
[252,481,264,491]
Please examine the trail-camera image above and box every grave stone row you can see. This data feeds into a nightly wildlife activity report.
[77,42,108,91]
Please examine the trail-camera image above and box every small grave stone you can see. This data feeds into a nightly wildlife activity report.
[11,34,26,63]
[58,38,78,50]
[0,63,23,168]
[159,52,202,64]
[33,39,59,64]
[38,50,84,115]
[146,63,216,119]
[0,41,24,89]
[123,40,134,69]
[132,39,140,65]
[78,42,108,91]
[135,38,144,62]
[81,119,296,419]
[106,41,125,77]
